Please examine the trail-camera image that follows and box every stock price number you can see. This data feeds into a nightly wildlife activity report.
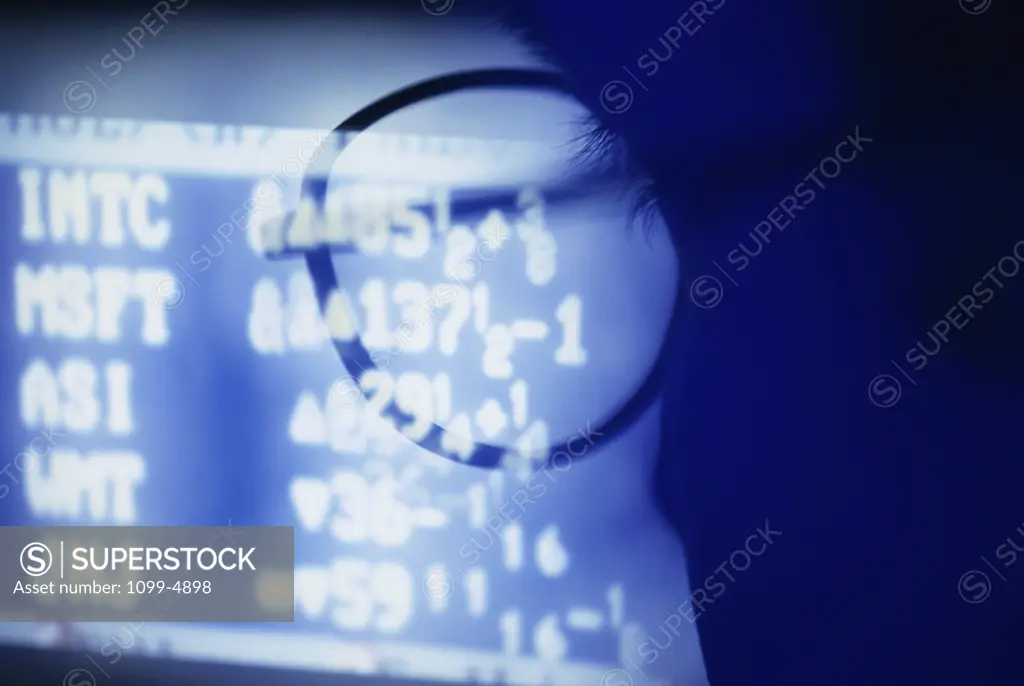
[126,580,211,595]
[248,182,443,260]
[295,559,413,634]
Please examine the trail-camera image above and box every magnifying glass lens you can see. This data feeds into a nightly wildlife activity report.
[273,84,678,472]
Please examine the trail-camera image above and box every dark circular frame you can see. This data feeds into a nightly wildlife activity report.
[293,67,680,470]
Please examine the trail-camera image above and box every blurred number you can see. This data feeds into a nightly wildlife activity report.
[465,567,487,618]
[361,279,438,353]
[362,370,398,446]
[248,278,285,354]
[432,372,452,423]
[515,420,550,463]
[509,380,528,429]
[472,283,490,334]
[524,231,557,286]
[364,370,395,430]
[444,226,477,282]
[286,271,325,350]
[533,614,568,662]
[325,386,366,454]
[326,371,450,454]
[395,372,433,442]
[393,281,432,353]
[441,413,474,461]
[466,483,487,529]
[329,558,412,633]
[323,288,358,342]
[503,523,523,572]
[554,294,587,367]
[438,285,470,356]
[329,471,411,547]
[515,187,545,238]
[372,561,413,632]
[483,325,515,380]
[369,476,412,548]
[500,609,522,657]
[391,190,431,259]
[329,472,369,543]
[323,189,353,247]
[286,196,322,250]
[477,208,511,250]
[352,186,389,255]
[359,279,391,349]
[516,187,557,284]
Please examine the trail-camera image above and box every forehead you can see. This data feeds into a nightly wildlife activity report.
[520,0,862,162]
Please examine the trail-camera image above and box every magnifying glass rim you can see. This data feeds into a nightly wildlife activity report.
[293,67,683,470]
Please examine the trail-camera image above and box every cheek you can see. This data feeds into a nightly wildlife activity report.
[535,198,678,440]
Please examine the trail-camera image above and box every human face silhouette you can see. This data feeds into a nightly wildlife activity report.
[500,1,1024,683]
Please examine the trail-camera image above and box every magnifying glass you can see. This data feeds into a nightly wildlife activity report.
[257,68,680,473]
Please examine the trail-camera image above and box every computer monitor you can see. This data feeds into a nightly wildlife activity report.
[0,5,688,685]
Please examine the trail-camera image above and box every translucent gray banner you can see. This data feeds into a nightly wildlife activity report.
[0,526,293,622]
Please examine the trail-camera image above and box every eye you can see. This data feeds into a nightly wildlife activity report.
[493,7,664,234]
[572,114,662,235]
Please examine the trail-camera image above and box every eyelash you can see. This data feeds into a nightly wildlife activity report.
[488,12,662,231]
[571,113,662,234]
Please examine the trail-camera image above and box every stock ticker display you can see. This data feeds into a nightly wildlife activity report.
[0,113,675,684]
